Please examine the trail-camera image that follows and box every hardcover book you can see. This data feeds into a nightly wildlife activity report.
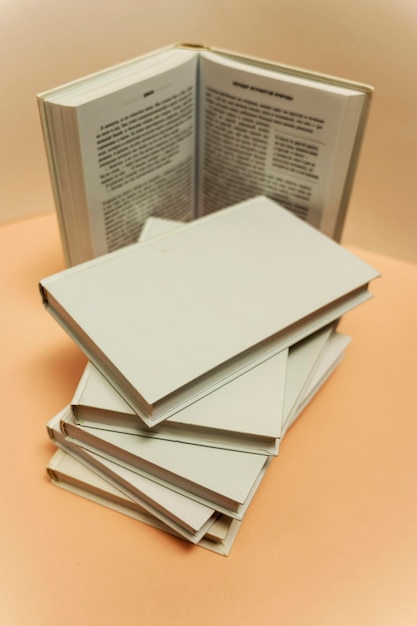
[56,408,272,516]
[38,43,373,266]
[282,330,351,435]
[72,348,288,456]
[48,410,220,541]
[39,196,379,427]
[45,329,350,554]
[71,323,346,454]
[47,448,242,556]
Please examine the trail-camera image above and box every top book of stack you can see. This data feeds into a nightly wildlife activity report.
[37,43,373,266]
[39,196,379,427]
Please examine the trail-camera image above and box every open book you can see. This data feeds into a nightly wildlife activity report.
[38,44,372,266]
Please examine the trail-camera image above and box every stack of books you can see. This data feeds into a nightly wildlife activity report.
[43,196,379,555]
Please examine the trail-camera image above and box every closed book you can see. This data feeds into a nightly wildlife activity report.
[47,448,241,556]
[56,409,272,517]
[72,348,288,456]
[47,409,220,542]
[40,196,378,426]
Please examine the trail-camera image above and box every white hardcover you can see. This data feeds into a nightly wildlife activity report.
[72,349,288,455]
[40,196,378,425]
[47,448,242,556]
[57,409,272,516]
[282,332,351,435]
[47,410,217,542]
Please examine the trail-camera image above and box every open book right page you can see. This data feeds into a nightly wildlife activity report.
[197,50,367,239]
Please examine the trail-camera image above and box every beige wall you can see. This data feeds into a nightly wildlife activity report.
[2,0,416,262]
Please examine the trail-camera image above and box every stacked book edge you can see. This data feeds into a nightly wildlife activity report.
[42,196,379,555]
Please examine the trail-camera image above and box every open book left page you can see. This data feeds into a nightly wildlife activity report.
[40,48,198,264]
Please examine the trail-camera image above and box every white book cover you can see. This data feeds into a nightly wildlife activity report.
[47,410,217,542]
[282,332,351,436]
[57,408,272,516]
[71,214,286,455]
[72,349,288,455]
[40,196,378,426]
[71,324,342,454]
[47,448,242,556]
[282,326,337,426]
[45,331,350,554]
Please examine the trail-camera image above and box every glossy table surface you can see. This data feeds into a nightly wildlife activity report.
[1,213,417,626]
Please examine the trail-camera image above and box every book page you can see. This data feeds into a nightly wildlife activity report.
[197,51,365,237]
[76,51,198,258]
